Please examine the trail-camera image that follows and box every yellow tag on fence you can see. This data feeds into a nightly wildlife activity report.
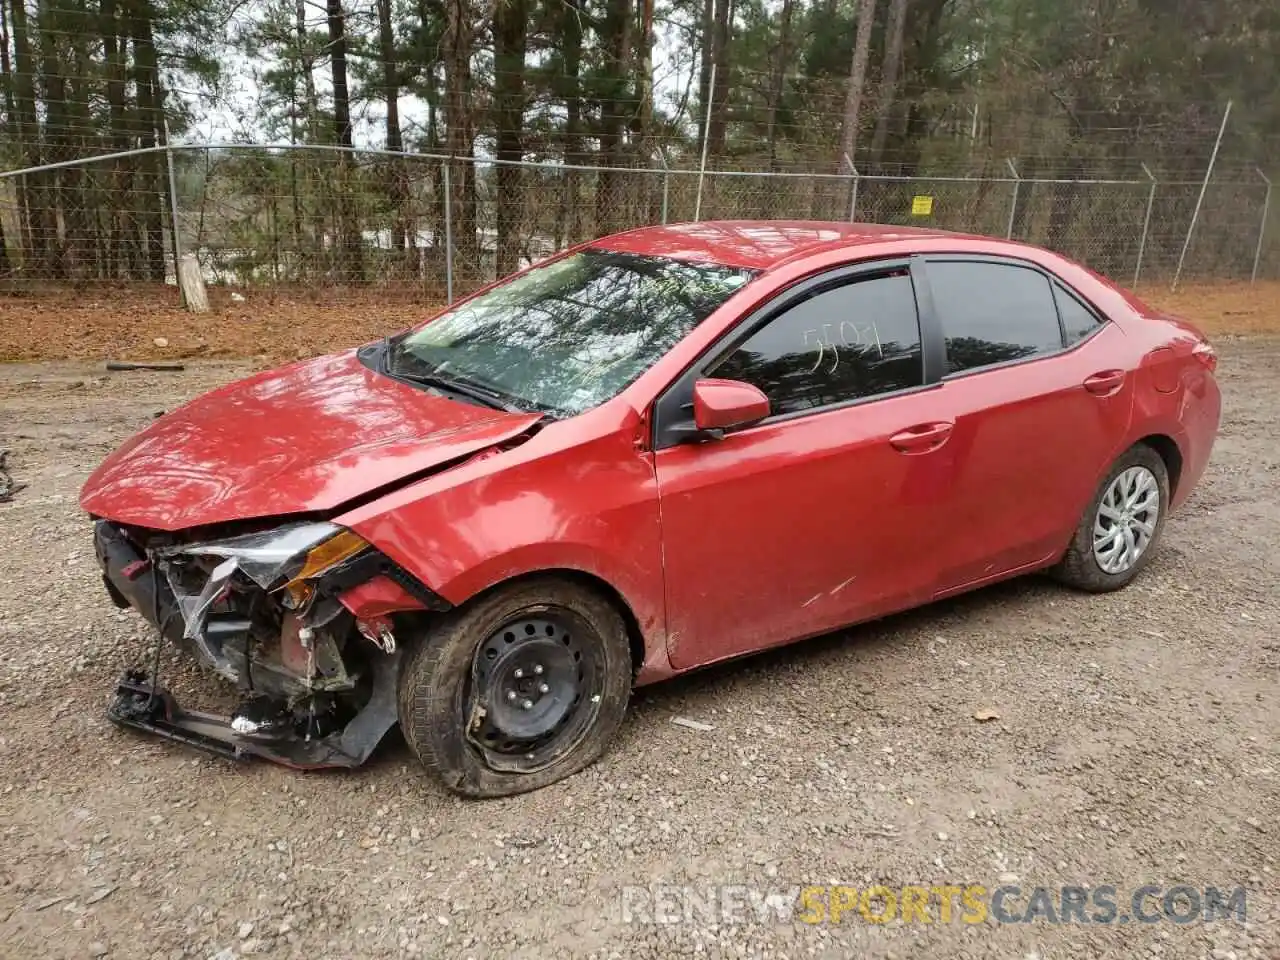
[911,195,934,216]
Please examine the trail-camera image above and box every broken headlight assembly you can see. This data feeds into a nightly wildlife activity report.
[162,520,368,593]
[147,521,387,698]
[95,518,440,766]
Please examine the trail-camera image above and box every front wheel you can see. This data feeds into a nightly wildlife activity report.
[397,577,632,798]
[1053,444,1170,592]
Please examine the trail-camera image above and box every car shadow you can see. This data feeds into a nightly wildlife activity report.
[368,571,1071,781]
[652,575,1057,702]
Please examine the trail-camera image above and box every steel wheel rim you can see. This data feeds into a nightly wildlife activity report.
[466,610,604,773]
[1093,465,1160,575]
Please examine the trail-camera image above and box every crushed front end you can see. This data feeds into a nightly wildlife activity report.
[93,518,448,768]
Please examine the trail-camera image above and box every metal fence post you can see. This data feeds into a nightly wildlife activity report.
[163,125,183,292]
[442,161,454,304]
[654,148,670,225]
[1133,163,1157,289]
[1173,99,1232,291]
[843,153,860,223]
[1005,159,1021,240]
[694,62,716,223]
[1251,168,1271,284]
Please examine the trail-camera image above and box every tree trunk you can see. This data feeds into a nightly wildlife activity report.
[425,62,444,265]
[706,0,731,158]
[101,0,133,277]
[492,0,526,276]
[869,0,908,171]
[128,0,167,282]
[764,0,793,171]
[837,0,877,170]
[327,0,364,281]
[295,0,319,139]
[294,0,323,276]
[37,0,72,277]
[595,0,632,236]
[555,0,584,247]
[61,0,95,277]
[696,0,711,138]
[376,0,411,261]
[0,0,14,272]
[10,0,52,274]
[443,0,477,279]
[638,0,654,149]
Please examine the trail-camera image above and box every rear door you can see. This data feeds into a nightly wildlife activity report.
[916,257,1133,594]
[652,261,958,670]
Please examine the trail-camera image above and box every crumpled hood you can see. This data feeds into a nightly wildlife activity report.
[80,349,541,532]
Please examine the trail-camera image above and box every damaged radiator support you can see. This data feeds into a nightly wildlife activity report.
[95,519,413,769]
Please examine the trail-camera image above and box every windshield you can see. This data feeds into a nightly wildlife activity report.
[387,249,756,417]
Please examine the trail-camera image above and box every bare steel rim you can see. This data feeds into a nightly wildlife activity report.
[464,609,605,773]
[1093,465,1161,575]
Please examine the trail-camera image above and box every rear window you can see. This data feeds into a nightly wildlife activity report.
[1054,282,1104,344]
[927,261,1065,375]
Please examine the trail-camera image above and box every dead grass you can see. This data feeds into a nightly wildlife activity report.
[1144,280,1280,337]
[0,278,1275,364]
[0,284,439,364]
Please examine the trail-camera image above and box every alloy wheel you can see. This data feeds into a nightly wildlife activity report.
[1093,465,1161,575]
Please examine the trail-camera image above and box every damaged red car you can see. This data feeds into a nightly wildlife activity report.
[81,221,1221,797]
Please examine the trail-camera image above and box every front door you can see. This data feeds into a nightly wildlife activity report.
[653,265,955,670]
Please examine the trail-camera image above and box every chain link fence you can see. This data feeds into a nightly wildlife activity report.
[0,144,1274,300]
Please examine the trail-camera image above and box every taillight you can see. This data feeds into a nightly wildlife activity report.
[1192,341,1217,373]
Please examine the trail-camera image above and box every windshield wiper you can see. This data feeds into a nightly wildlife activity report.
[393,369,528,414]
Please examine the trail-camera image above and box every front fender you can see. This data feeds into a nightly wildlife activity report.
[336,419,671,681]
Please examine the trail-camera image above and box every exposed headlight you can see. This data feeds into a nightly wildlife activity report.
[162,521,369,591]
[156,522,370,642]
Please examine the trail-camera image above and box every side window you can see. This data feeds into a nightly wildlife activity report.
[1054,282,1103,344]
[710,271,923,418]
[927,261,1064,375]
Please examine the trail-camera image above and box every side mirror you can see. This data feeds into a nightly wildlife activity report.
[692,378,771,433]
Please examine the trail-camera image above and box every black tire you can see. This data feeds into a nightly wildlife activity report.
[1053,443,1170,593]
[397,577,632,798]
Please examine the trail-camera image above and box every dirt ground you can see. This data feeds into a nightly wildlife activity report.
[1,279,1279,365]
[0,319,1277,959]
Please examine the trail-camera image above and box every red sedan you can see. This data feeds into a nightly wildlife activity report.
[81,221,1220,796]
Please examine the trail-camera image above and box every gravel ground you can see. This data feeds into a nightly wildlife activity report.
[0,343,1276,960]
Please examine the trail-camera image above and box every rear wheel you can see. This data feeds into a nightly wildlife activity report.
[1053,444,1169,592]
[397,577,632,798]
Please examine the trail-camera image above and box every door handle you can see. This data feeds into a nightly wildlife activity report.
[1083,370,1125,396]
[889,421,954,453]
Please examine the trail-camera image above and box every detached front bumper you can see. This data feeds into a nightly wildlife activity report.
[104,659,402,769]
[92,519,406,769]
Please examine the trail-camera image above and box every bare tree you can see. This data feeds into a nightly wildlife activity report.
[764,0,794,171]
[326,0,364,279]
[706,0,732,157]
[443,0,478,275]
[554,0,584,247]
[594,0,632,235]
[838,0,878,170]
[492,0,526,276]
[376,0,411,259]
[870,0,909,170]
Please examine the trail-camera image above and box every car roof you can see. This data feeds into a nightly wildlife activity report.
[589,219,983,271]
